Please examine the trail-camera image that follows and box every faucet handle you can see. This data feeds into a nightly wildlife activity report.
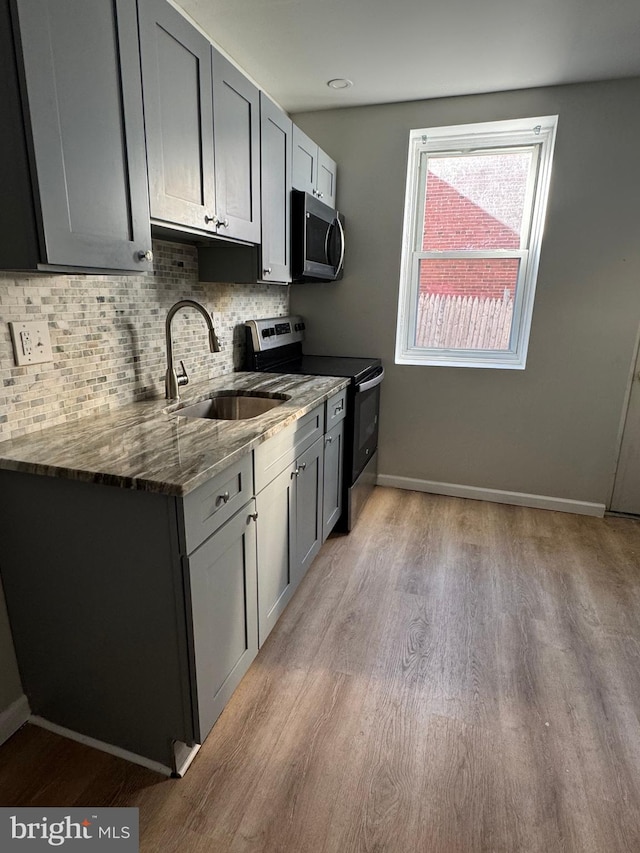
[177,360,189,387]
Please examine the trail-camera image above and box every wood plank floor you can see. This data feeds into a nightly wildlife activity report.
[2,487,640,852]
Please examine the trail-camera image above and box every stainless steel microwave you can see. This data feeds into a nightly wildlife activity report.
[291,190,345,282]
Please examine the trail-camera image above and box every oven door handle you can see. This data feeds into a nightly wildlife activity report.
[356,367,384,393]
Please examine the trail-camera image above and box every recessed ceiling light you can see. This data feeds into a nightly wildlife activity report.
[327,78,353,90]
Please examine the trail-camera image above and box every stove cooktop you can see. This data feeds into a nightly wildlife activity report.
[244,315,381,383]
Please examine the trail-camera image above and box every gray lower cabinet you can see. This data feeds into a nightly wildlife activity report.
[0,471,195,771]
[0,459,260,772]
[0,0,152,273]
[0,398,341,771]
[255,462,296,645]
[255,435,324,646]
[185,500,258,743]
[294,437,324,578]
[254,406,326,646]
[322,420,344,541]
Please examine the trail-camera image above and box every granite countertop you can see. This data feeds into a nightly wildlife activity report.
[0,372,349,496]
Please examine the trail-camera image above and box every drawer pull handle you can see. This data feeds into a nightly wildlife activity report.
[217,491,230,505]
[334,403,344,415]
[325,435,333,444]
[248,512,259,523]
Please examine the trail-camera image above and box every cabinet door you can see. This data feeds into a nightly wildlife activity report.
[259,94,291,283]
[255,463,296,646]
[212,50,261,244]
[322,421,344,541]
[292,124,317,196]
[14,0,152,271]
[294,436,324,582]
[317,148,337,208]
[139,0,216,234]
[186,501,258,742]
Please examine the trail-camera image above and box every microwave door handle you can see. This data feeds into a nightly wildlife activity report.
[335,216,345,275]
[356,367,385,393]
[324,220,332,264]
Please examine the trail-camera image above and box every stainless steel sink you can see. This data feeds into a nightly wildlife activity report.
[175,391,290,420]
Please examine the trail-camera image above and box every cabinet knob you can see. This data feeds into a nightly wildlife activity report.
[247,512,259,523]
[291,468,300,479]
[263,267,272,276]
[204,214,218,225]
[325,435,333,444]
[219,218,230,228]
[217,491,230,505]
[299,462,307,471]
[317,192,324,199]
[138,249,153,262]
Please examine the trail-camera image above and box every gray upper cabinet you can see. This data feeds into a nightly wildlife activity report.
[138,1,261,244]
[292,124,337,208]
[259,93,291,283]
[138,0,217,236]
[0,0,152,273]
[212,50,261,244]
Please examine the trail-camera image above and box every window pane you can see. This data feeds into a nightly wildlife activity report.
[415,258,520,350]
[422,151,533,251]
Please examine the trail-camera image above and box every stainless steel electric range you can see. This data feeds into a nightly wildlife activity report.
[245,316,384,531]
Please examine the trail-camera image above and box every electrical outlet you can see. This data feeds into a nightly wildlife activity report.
[9,321,54,366]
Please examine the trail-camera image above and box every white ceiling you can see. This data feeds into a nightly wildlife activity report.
[174,0,640,113]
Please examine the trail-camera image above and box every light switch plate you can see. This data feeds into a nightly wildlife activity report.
[9,321,54,366]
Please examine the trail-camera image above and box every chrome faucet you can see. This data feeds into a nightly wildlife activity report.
[165,299,220,400]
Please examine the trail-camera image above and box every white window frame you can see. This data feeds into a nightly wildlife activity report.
[395,116,558,369]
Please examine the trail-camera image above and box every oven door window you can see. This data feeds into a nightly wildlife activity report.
[353,385,379,479]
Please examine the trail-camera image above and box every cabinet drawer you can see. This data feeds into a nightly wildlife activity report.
[180,454,254,554]
[326,388,347,429]
[254,404,324,493]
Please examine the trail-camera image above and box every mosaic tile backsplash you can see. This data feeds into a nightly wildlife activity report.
[0,240,289,441]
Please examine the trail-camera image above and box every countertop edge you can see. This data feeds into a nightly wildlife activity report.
[0,374,350,497]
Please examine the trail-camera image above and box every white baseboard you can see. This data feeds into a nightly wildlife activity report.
[376,475,606,517]
[0,694,30,745]
[29,716,175,777]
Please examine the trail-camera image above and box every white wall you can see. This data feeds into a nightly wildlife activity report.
[291,78,640,505]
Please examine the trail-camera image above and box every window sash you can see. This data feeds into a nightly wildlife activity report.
[406,251,528,362]
[395,116,558,369]
[417,145,541,253]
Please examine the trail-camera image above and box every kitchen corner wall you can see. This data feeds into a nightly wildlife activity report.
[291,77,640,506]
[0,239,288,441]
